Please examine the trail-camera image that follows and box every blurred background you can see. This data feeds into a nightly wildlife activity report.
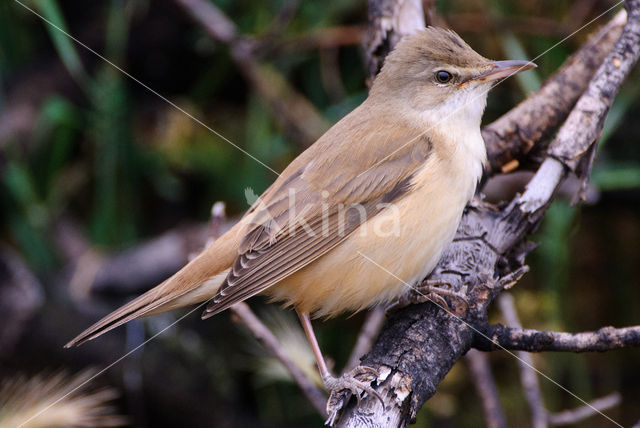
[1,0,639,427]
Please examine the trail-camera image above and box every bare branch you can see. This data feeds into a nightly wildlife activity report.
[498,294,547,428]
[230,302,327,415]
[345,307,386,371]
[482,10,627,174]
[547,10,640,173]
[548,393,622,426]
[173,0,237,43]
[465,349,508,428]
[59,218,233,299]
[476,324,640,353]
[518,3,640,212]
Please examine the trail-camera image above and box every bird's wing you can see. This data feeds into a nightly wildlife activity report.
[203,106,433,317]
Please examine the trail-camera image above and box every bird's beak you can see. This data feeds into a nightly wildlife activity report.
[458,60,536,88]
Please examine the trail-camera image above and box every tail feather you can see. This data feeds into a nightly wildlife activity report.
[65,280,184,348]
[65,222,243,347]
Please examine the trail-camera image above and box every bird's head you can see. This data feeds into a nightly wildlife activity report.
[371,27,535,122]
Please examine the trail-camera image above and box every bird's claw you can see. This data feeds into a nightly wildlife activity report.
[410,279,468,312]
[386,280,469,315]
[323,366,382,426]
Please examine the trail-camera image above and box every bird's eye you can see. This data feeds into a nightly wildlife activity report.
[435,70,453,84]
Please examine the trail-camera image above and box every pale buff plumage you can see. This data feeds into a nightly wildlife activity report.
[66,27,534,348]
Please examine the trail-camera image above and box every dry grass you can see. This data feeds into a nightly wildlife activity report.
[0,370,127,428]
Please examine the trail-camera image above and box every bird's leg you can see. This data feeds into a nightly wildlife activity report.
[297,311,383,425]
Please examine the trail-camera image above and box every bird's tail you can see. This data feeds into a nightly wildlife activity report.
[65,225,241,348]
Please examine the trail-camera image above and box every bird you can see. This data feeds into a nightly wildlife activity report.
[66,27,534,419]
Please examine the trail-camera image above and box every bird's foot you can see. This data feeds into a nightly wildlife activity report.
[400,279,468,313]
[324,366,382,426]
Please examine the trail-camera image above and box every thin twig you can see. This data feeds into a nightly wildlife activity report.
[548,393,622,426]
[498,294,547,428]
[230,302,327,414]
[345,307,386,371]
[465,349,507,428]
[476,324,640,353]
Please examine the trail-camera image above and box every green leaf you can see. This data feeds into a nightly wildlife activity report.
[34,0,88,87]
[4,161,40,208]
[500,33,541,95]
[592,164,640,191]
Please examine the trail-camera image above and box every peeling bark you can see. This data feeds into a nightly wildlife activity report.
[482,10,627,174]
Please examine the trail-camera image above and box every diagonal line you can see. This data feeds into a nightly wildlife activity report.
[356,250,623,428]
[13,0,280,176]
[15,299,213,428]
[356,0,625,179]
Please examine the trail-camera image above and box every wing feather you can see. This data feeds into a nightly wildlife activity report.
[203,104,433,318]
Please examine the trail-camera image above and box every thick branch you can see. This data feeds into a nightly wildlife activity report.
[482,10,627,174]
[547,8,640,172]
